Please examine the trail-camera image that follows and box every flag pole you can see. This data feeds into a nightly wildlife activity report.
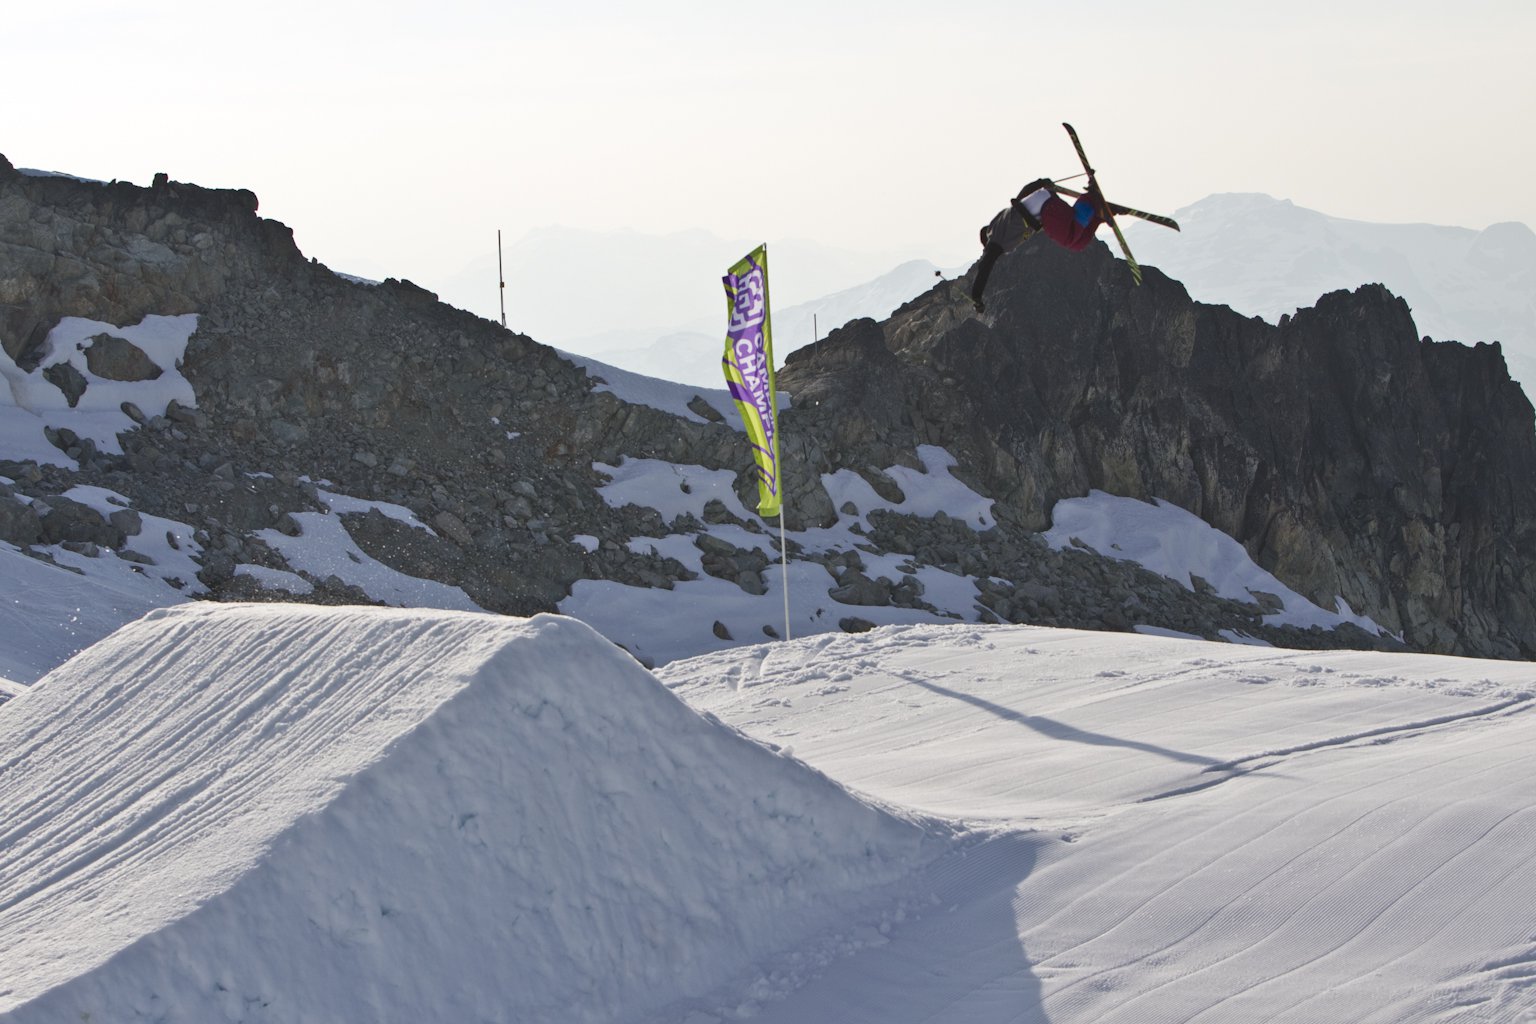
[497,229,507,328]
[785,315,815,643]
[779,506,791,642]
[761,245,789,643]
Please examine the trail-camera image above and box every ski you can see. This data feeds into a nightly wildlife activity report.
[1062,122,1145,285]
[1049,184,1180,232]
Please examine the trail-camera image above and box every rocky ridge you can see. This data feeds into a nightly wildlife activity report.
[3,156,1529,661]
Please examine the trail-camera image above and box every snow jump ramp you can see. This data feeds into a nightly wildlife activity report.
[0,605,947,1023]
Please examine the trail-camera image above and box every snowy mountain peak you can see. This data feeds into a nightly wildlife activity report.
[1467,219,1536,272]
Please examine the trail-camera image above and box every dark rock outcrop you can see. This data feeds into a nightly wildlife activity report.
[780,239,1536,657]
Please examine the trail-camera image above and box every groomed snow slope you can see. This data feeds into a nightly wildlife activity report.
[0,605,944,1024]
[662,625,1536,1022]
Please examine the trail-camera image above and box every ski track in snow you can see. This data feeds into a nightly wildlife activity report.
[661,624,1536,1023]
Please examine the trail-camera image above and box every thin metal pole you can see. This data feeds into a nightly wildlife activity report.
[497,230,507,328]
[780,508,791,642]
[782,314,816,643]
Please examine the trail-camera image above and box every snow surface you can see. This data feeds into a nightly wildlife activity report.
[558,352,752,425]
[6,603,1536,1021]
[1045,490,1388,636]
[0,541,189,687]
[662,626,1536,1022]
[564,446,1008,664]
[255,508,484,611]
[63,484,208,592]
[561,452,1377,666]
[15,168,107,184]
[0,605,944,1023]
[0,314,198,466]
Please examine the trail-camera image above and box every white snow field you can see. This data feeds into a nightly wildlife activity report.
[0,605,945,1024]
[0,542,190,686]
[662,625,1536,1023]
[4,606,1536,1022]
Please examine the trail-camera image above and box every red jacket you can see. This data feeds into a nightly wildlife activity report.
[1039,193,1101,251]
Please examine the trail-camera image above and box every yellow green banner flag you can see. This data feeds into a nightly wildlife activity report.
[721,244,781,518]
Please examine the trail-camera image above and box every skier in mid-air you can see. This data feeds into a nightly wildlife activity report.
[970,178,1106,312]
[968,125,1181,309]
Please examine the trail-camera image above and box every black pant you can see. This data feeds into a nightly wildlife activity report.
[971,243,1004,309]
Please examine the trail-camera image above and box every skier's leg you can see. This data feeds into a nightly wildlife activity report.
[1039,193,1100,251]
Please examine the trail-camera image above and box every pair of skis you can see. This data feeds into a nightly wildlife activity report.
[1058,122,1178,285]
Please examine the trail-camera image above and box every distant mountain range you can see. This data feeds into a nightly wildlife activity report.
[579,259,956,388]
[423,226,922,350]
[426,199,1536,399]
[1124,193,1536,397]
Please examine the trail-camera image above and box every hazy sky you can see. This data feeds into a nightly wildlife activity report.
[7,0,1534,304]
